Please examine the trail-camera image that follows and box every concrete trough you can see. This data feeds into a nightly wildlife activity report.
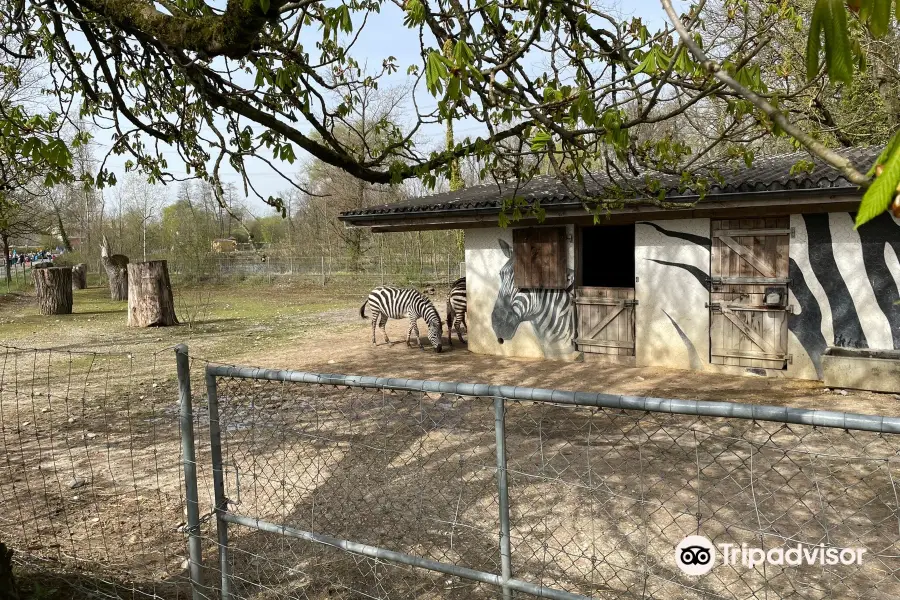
[822,347,900,393]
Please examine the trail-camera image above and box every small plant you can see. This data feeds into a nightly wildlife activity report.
[176,285,213,329]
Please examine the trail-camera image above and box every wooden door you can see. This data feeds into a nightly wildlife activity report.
[710,218,790,369]
[575,287,636,356]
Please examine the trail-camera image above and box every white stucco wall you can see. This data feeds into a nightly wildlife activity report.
[635,219,711,370]
[465,226,577,360]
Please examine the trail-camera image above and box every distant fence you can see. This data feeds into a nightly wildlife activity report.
[3,344,900,599]
[167,251,466,288]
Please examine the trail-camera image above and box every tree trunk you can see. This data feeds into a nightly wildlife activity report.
[0,541,19,600]
[100,235,129,301]
[1,234,10,291]
[127,260,178,327]
[72,263,87,290]
[33,267,73,315]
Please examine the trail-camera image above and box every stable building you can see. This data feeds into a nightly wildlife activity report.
[340,147,900,392]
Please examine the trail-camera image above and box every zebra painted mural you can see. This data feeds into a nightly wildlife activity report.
[788,212,900,379]
[489,238,575,355]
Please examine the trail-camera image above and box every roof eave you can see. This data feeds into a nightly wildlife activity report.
[339,186,862,229]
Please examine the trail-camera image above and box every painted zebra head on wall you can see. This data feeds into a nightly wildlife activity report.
[491,238,575,348]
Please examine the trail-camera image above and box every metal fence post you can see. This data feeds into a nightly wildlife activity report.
[206,367,232,600]
[321,255,326,287]
[175,345,205,600]
[494,396,513,600]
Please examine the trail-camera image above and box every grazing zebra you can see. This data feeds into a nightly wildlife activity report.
[490,239,574,348]
[446,277,467,346]
[360,286,444,352]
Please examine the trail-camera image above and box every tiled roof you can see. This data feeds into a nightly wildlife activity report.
[340,146,878,220]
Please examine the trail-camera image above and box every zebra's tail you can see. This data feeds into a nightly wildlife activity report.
[359,299,368,319]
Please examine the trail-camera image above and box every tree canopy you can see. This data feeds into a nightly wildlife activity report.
[2,0,899,226]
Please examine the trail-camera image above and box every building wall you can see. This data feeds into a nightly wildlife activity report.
[465,226,577,360]
[788,212,900,379]
[465,212,900,380]
[635,219,711,370]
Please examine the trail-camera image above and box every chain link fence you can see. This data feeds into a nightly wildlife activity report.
[197,363,900,600]
[167,252,466,289]
[2,343,900,599]
[0,344,201,599]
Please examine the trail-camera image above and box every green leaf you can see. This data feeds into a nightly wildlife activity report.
[866,0,891,37]
[260,0,269,13]
[425,51,449,95]
[867,130,900,176]
[822,0,853,84]
[453,40,474,66]
[856,143,900,227]
[530,130,552,152]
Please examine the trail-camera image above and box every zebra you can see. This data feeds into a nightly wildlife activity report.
[490,239,574,348]
[446,277,467,346]
[360,286,444,352]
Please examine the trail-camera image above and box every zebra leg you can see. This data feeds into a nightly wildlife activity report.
[455,319,466,344]
[370,311,378,344]
[380,314,390,344]
[446,306,454,348]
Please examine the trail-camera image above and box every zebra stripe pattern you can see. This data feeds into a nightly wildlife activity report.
[490,239,573,348]
[446,277,467,346]
[360,286,444,352]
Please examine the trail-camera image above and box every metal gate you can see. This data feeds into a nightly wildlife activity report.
[709,218,791,369]
[574,286,636,357]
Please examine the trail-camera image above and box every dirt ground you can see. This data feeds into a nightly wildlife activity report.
[2,279,898,416]
[2,280,899,599]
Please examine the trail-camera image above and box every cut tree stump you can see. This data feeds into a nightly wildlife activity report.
[127,260,178,327]
[72,263,87,290]
[33,267,73,315]
[100,235,129,301]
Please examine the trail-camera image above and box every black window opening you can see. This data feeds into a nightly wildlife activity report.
[581,224,636,288]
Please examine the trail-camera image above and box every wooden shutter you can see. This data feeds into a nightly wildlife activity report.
[512,227,567,289]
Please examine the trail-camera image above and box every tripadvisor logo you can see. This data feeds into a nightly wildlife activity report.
[675,536,866,575]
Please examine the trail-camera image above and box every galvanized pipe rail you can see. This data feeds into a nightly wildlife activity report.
[191,360,900,600]
[206,364,900,434]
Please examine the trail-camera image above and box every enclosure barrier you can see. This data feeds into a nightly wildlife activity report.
[0,343,203,599]
[194,359,900,600]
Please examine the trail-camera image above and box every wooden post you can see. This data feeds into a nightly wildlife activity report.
[33,267,73,315]
[72,263,87,290]
[127,260,179,327]
[100,236,129,301]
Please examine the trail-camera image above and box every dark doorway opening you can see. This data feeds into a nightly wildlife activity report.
[581,224,635,287]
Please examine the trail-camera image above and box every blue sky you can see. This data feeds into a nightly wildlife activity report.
[84,0,671,214]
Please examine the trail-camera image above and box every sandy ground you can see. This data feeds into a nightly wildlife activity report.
[2,282,900,600]
[236,309,900,418]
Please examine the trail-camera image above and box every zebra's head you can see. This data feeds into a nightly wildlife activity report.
[491,239,521,344]
[424,306,443,352]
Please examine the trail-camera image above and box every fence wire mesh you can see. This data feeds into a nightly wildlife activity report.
[204,370,900,600]
[0,344,201,599]
[2,342,900,600]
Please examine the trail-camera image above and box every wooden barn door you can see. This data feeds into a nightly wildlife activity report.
[710,218,791,369]
[575,287,636,357]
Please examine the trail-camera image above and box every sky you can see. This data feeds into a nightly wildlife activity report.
[81,0,671,215]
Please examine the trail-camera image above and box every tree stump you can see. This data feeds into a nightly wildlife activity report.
[100,236,129,301]
[72,263,87,290]
[127,260,178,327]
[33,267,73,315]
